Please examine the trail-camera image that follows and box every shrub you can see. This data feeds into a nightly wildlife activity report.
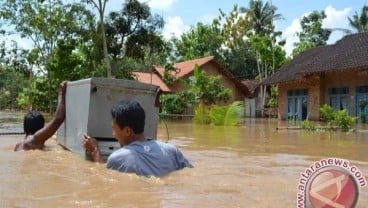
[320,104,335,122]
[301,120,316,131]
[319,104,356,132]
[160,91,196,115]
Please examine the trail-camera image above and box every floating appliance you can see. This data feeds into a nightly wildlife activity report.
[56,78,160,160]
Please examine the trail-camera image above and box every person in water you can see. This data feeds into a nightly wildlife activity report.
[82,100,193,177]
[14,81,67,151]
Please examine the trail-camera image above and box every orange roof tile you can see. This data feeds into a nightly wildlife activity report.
[133,72,171,92]
[174,56,215,78]
[152,65,165,77]
[153,56,215,79]
[150,56,251,96]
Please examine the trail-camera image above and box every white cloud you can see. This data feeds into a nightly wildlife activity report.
[139,0,176,11]
[323,6,351,44]
[282,17,304,56]
[0,34,33,50]
[323,6,351,29]
[162,16,189,39]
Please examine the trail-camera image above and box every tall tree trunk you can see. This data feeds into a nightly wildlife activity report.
[48,71,53,114]
[100,16,112,77]
[89,0,112,77]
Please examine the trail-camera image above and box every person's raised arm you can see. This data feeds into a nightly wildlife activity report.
[30,81,67,149]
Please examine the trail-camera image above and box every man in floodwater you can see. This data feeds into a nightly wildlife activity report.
[82,100,193,177]
[14,81,67,151]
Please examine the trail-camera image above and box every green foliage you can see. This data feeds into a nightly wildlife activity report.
[348,5,368,32]
[331,110,357,132]
[0,0,99,111]
[193,102,211,125]
[171,22,223,61]
[162,62,177,85]
[320,104,335,122]
[0,94,9,109]
[104,0,164,62]
[240,0,283,35]
[17,77,58,112]
[319,104,357,132]
[292,10,332,57]
[185,65,233,124]
[267,85,278,107]
[210,101,244,126]
[49,39,95,81]
[0,68,28,109]
[0,41,32,76]
[160,91,196,114]
[301,120,316,131]
[112,57,138,80]
[187,65,231,106]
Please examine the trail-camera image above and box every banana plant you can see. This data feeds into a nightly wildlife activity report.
[209,101,244,126]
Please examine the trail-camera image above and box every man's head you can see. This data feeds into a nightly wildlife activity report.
[23,111,45,135]
[110,100,145,142]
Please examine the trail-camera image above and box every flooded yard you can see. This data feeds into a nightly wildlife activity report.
[0,112,367,207]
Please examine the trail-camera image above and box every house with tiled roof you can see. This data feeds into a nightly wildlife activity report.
[134,56,251,105]
[262,32,368,121]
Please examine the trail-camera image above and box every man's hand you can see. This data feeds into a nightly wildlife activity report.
[82,133,99,154]
[82,133,104,163]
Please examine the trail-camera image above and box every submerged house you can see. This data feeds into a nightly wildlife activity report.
[134,56,251,104]
[261,32,368,121]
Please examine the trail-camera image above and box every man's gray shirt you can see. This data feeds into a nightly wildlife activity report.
[106,140,193,176]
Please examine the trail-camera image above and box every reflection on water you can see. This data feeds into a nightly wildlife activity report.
[0,115,368,207]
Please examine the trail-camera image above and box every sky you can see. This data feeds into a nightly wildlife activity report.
[2,0,367,56]
[109,0,367,56]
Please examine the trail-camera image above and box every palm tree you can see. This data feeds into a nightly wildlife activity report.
[240,0,283,35]
[348,5,368,32]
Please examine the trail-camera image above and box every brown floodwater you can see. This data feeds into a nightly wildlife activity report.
[0,114,368,207]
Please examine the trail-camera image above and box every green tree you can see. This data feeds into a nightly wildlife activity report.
[348,5,368,32]
[217,1,285,80]
[240,0,283,35]
[237,0,285,114]
[160,91,196,115]
[188,65,231,106]
[292,11,331,57]
[0,0,97,112]
[104,0,164,78]
[17,76,54,111]
[186,65,231,124]
[83,0,112,77]
[0,68,28,110]
[217,4,256,79]
[0,41,33,77]
[172,22,223,61]
[162,62,177,85]
[249,33,285,113]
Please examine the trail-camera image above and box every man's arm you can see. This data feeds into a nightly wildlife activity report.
[29,81,67,149]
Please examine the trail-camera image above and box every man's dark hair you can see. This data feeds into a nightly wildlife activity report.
[23,111,45,135]
[110,100,145,134]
